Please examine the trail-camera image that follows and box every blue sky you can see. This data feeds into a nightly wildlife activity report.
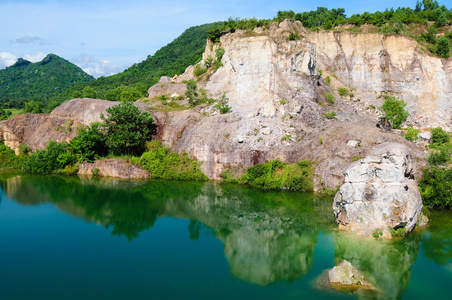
[0,0,421,77]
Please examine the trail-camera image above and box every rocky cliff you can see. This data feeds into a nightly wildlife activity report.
[3,20,448,191]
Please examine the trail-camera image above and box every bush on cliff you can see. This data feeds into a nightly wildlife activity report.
[70,122,108,162]
[138,140,208,181]
[222,159,314,192]
[380,96,409,129]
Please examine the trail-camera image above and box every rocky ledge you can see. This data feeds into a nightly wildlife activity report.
[78,159,150,180]
[333,142,423,238]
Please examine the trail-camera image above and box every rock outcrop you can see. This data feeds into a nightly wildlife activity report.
[0,98,149,154]
[333,142,423,238]
[78,159,150,179]
[328,260,375,290]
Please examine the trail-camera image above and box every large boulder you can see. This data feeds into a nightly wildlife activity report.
[333,142,423,238]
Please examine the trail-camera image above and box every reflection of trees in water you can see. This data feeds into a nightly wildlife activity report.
[333,231,420,299]
[1,173,336,285]
[422,209,452,265]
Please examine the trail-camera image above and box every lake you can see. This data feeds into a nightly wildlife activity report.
[0,171,451,299]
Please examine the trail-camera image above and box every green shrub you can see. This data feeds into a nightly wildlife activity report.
[0,107,12,120]
[101,100,156,156]
[241,159,314,192]
[390,227,406,237]
[193,66,207,76]
[279,99,287,105]
[70,122,107,162]
[324,76,331,86]
[431,127,450,146]
[436,37,450,58]
[373,228,383,238]
[338,88,348,96]
[0,142,27,169]
[323,111,337,119]
[380,96,409,129]
[215,93,232,114]
[324,92,335,104]
[215,47,225,63]
[287,32,301,40]
[427,145,451,166]
[403,127,419,141]
[23,141,72,174]
[139,140,208,181]
[419,167,452,208]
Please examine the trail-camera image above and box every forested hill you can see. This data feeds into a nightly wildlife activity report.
[0,54,94,108]
[57,22,221,104]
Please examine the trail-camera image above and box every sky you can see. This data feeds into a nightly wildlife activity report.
[0,0,421,78]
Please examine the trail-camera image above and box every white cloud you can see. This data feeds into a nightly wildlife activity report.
[71,53,123,78]
[15,36,47,45]
[0,51,17,68]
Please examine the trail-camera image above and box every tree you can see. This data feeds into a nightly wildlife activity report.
[380,96,409,129]
[185,80,199,107]
[436,37,450,58]
[70,122,107,162]
[82,86,97,98]
[24,100,42,113]
[101,101,156,155]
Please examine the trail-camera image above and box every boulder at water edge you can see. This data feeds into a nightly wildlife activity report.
[333,142,423,238]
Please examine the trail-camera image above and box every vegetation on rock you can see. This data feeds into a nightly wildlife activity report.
[221,159,314,192]
[380,96,409,129]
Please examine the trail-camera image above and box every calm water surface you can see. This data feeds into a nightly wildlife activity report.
[0,171,451,299]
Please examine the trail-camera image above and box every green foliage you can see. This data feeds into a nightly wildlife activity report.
[373,228,383,238]
[193,66,207,76]
[324,92,335,104]
[404,127,420,141]
[338,87,348,96]
[70,122,108,162]
[390,227,407,237]
[279,99,287,105]
[0,54,94,111]
[436,37,451,57]
[427,145,451,166]
[0,107,12,120]
[237,159,314,192]
[82,86,97,98]
[323,111,337,119]
[287,32,301,40]
[324,76,331,86]
[431,127,450,145]
[185,80,199,107]
[419,167,452,208]
[139,140,208,181]
[380,96,409,129]
[215,93,232,114]
[104,85,144,102]
[215,47,225,64]
[0,142,27,169]
[23,141,73,174]
[101,101,156,156]
[24,100,43,113]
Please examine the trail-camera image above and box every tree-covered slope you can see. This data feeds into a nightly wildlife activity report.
[61,22,221,103]
[0,54,94,107]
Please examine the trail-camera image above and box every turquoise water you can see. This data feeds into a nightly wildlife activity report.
[0,171,450,299]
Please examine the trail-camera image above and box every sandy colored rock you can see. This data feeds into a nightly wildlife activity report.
[328,260,375,289]
[333,142,423,238]
[78,159,150,179]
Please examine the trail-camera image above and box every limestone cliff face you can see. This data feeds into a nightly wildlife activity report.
[310,31,452,130]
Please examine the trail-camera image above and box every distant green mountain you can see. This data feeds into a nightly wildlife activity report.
[0,54,94,108]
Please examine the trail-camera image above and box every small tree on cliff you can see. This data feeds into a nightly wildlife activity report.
[380,96,409,129]
[101,100,156,156]
[436,37,450,58]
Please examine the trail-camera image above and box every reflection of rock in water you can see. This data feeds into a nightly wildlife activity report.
[333,231,420,299]
[164,183,335,286]
[1,173,335,285]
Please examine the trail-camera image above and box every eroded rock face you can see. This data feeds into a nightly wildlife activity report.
[333,142,423,238]
[78,159,150,179]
